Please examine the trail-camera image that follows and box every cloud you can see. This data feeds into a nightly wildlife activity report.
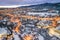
[0,0,60,5]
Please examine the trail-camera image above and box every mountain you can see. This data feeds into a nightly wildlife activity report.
[20,3,60,10]
[0,3,60,11]
[0,3,60,10]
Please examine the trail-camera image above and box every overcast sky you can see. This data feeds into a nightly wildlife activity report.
[0,0,60,5]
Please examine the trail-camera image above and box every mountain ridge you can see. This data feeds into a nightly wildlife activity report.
[20,3,60,10]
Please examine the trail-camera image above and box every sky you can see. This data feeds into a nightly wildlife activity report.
[0,0,60,5]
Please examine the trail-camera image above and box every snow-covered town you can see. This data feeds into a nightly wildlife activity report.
[0,7,60,40]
